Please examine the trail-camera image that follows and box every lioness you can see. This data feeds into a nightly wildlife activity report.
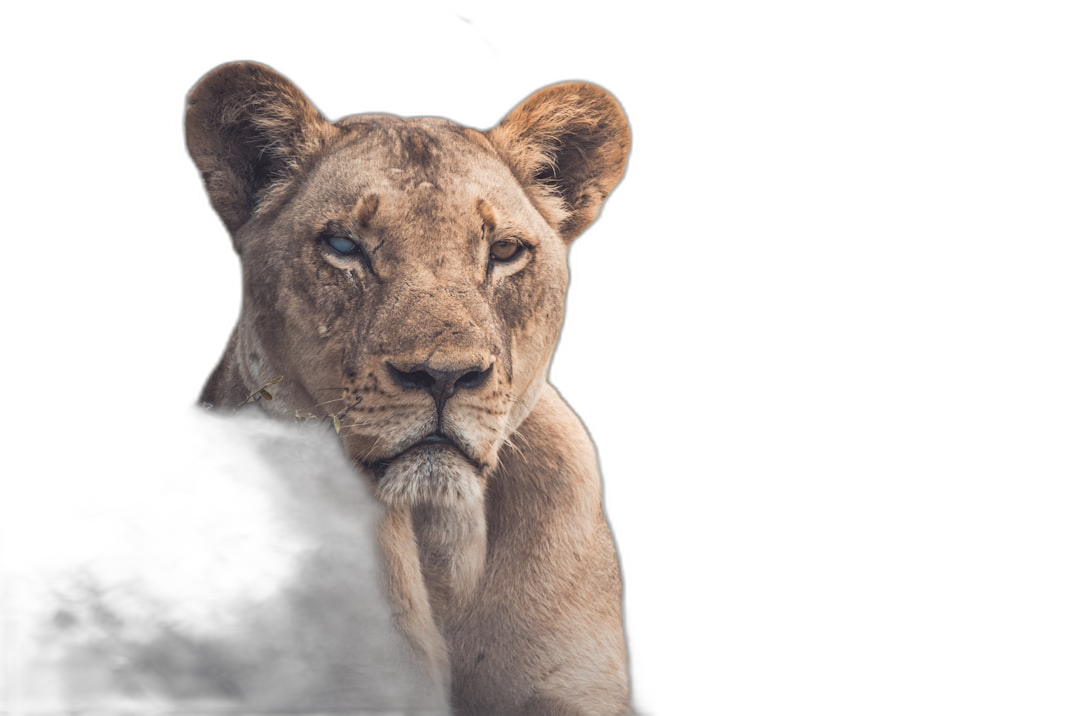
[186,62,632,715]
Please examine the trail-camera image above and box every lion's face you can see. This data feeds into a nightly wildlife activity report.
[239,120,568,502]
[187,64,629,506]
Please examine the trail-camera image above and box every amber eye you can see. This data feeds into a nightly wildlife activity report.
[490,239,525,263]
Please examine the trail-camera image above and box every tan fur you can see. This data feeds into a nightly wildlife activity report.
[186,62,631,715]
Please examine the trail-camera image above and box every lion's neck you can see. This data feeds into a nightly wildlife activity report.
[411,497,488,620]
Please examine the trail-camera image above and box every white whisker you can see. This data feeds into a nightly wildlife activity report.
[509,427,532,451]
[503,434,527,463]
[309,397,347,410]
[360,434,387,463]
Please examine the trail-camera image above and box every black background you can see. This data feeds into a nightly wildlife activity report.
[0,12,812,716]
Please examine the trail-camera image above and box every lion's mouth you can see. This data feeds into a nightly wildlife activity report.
[371,431,483,479]
[417,431,455,447]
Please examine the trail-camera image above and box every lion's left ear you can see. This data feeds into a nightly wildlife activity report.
[488,82,630,242]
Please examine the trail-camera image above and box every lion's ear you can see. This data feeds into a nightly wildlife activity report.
[185,62,336,238]
[488,82,630,242]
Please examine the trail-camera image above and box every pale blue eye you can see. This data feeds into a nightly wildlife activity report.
[327,236,359,254]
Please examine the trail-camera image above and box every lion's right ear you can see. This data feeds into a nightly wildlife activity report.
[185,62,335,238]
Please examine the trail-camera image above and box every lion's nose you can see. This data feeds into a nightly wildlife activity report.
[386,360,493,410]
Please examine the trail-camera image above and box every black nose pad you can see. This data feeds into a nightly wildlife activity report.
[386,361,493,410]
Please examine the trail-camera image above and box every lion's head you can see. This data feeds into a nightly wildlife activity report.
[186,63,629,508]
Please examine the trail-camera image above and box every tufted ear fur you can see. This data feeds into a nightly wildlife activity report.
[487,82,630,242]
[185,62,336,240]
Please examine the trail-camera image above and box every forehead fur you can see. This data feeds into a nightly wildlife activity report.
[336,115,492,177]
[288,115,557,245]
[325,116,505,191]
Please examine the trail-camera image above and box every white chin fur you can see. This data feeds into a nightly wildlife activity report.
[374,445,484,507]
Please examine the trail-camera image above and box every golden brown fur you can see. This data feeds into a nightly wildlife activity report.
[186,62,631,715]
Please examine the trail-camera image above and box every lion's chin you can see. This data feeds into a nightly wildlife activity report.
[372,445,484,508]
